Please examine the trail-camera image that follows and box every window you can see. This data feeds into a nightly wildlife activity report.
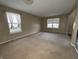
[47,18,60,29]
[47,24,53,28]
[6,12,22,34]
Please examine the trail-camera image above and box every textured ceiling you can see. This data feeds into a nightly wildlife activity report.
[0,0,76,17]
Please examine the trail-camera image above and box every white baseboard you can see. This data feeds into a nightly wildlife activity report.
[71,43,78,53]
[0,32,39,45]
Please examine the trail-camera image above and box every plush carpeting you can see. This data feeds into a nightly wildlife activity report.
[0,32,77,59]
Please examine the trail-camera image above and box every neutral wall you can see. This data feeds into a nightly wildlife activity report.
[0,5,41,43]
[67,8,77,34]
[41,8,77,34]
[41,16,68,34]
[69,7,78,45]
[71,14,78,45]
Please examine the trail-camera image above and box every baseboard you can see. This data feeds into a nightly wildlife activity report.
[71,43,78,53]
[0,32,39,45]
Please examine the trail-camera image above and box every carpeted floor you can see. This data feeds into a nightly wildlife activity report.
[0,32,77,59]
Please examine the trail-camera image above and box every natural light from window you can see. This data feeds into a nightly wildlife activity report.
[47,18,60,29]
[6,12,22,34]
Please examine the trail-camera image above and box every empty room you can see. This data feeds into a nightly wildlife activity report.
[0,0,78,59]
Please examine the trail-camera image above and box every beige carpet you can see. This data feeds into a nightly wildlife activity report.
[0,32,77,59]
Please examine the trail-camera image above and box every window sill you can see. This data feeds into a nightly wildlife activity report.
[10,28,22,34]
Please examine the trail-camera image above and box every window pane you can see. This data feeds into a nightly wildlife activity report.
[13,23,18,29]
[53,23,59,28]
[13,17,18,23]
[47,24,52,28]
[6,12,22,34]
[47,18,60,29]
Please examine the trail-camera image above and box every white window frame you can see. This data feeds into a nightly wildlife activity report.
[6,12,22,34]
[47,18,60,29]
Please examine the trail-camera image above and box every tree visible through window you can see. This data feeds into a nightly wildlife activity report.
[6,12,22,34]
[47,18,60,29]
